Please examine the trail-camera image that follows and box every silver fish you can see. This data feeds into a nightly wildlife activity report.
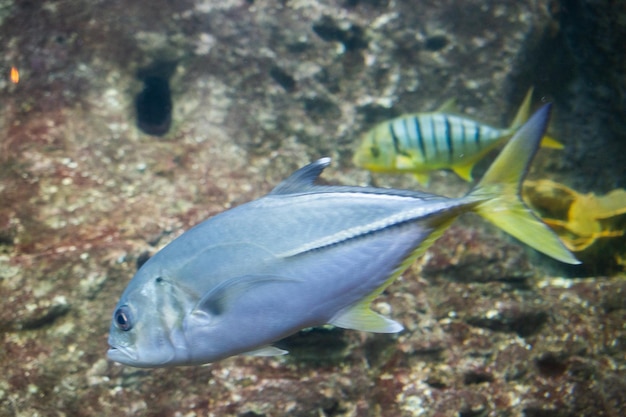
[107,105,578,368]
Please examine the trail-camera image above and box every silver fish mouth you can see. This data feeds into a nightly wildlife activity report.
[107,344,177,367]
[107,345,139,363]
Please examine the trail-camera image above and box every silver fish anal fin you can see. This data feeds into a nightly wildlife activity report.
[242,345,288,357]
[269,157,332,195]
[329,299,403,333]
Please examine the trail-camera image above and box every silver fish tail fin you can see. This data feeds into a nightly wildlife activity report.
[509,87,563,149]
[469,104,580,264]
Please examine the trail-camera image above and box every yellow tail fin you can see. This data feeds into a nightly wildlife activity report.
[509,87,534,130]
[470,104,580,264]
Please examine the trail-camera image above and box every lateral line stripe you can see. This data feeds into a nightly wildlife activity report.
[277,198,466,258]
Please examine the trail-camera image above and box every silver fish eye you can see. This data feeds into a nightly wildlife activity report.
[114,305,133,331]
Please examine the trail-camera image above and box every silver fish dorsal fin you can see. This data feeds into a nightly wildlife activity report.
[269,157,331,195]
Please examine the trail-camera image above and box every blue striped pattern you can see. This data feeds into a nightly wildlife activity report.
[384,113,503,165]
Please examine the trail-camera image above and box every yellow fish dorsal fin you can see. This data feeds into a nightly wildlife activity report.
[540,134,564,149]
[509,87,534,130]
[436,98,459,114]
[329,299,403,333]
[451,161,476,182]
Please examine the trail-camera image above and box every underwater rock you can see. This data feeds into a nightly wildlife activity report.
[0,290,71,331]
[465,301,549,337]
[0,0,624,416]
[269,65,297,92]
[312,15,368,51]
[421,224,534,283]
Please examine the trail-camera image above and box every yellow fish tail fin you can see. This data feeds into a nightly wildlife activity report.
[469,104,580,264]
[540,134,564,149]
[509,87,534,130]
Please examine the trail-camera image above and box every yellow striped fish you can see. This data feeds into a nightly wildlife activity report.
[353,88,562,185]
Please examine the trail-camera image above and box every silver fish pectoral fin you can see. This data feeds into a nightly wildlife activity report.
[181,274,304,363]
[190,274,301,319]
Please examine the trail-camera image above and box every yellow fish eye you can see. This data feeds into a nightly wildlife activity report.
[370,146,380,158]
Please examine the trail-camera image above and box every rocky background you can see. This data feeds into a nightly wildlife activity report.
[1,0,625,416]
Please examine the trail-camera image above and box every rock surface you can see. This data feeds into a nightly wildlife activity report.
[1,1,624,416]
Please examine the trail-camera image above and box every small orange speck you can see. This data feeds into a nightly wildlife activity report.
[10,66,19,84]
